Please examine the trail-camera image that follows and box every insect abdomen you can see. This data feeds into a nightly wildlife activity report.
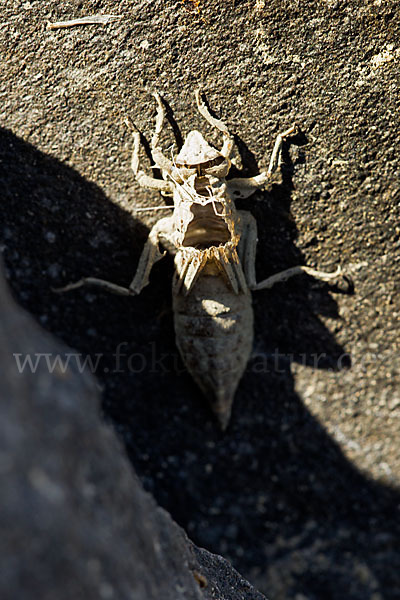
[173,273,253,429]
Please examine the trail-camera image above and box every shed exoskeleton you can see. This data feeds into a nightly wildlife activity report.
[57,91,341,429]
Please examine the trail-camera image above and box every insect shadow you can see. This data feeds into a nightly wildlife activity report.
[1,128,398,600]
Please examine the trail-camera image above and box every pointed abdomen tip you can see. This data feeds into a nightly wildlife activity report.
[215,409,231,431]
[210,390,234,431]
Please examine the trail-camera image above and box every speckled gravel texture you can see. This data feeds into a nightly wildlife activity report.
[1,1,399,599]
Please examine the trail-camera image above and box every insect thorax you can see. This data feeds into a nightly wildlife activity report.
[172,176,238,251]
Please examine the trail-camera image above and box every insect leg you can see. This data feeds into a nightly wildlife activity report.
[131,129,173,192]
[129,216,175,294]
[220,134,235,159]
[194,90,235,159]
[236,211,258,288]
[54,278,134,295]
[226,125,298,198]
[267,124,298,177]
[252,265,342,291]
[237,210,342,290]
[151,92,174,174]
[55,217,176,296]
[227,175,270,199]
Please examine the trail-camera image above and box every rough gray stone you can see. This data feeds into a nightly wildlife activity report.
[0,264,266,600]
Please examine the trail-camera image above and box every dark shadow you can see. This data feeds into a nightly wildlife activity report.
[161,95,184,151]
[1,128,399,600]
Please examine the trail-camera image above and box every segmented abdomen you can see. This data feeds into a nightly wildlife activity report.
[172,272,253,429]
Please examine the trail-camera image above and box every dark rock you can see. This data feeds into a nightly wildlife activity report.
[0,263,266,600]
